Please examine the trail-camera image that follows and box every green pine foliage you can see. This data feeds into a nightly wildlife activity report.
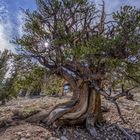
[0,50,17,104]
[42,75,64,95]
[14,0,140,92]
[13,56,64,96]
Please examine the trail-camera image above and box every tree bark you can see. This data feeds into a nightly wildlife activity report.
[86,88,103,136]
[45,82,103,135]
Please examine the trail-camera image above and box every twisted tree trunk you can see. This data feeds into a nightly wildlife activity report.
[45,82,103,135]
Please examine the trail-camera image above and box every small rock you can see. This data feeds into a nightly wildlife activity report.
[61,136,68,140]
[88,127,97,137]
[25,133,31,138]
[44,132,51,138]
[17,132,23,136]
[48,137,60,140]
[134,104,140,113]
[62,129,67,135]
[136,134,140,140]
[16,132,25,138]
[20,138,27,140]
[107,127,112,131]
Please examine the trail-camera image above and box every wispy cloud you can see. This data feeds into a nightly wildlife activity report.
[0,0,15,52]
[0,24,9,51]
[0,0,140,53]
[17,11,25,38]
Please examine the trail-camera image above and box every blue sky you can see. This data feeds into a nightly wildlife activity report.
[0,0,140,52]
[0,0,36,52]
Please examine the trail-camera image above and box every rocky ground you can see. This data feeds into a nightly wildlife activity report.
[0,91,139,140]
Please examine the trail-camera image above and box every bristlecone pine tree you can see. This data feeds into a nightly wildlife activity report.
[15,0,140,135]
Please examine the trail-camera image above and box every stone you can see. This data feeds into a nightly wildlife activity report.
[134,104,140,113]
[16,131,24,137]
[88,127,97,137]
[25,133,31,138]
[61,136,68,140]
[20,138,27,140]
[17,132,22,136]
[48,137,60,140]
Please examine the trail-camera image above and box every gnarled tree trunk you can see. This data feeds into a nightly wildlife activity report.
[45,81,103,135]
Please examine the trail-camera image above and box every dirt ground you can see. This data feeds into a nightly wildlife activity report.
[0,91,139,140]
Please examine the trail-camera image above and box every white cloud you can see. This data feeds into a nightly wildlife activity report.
[0,23,15,52]
[0,0,15,52]
[17,11,25,38]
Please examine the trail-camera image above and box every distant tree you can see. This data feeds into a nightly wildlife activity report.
[0,50,17,105]
[43,74,64,96]
[13,57,45,97]
[14,57,64,97]
[15,0,140,135]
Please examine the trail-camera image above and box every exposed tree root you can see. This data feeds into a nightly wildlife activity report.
[24,82,105,137]
[44,84,89,125]
[39,84,103,137]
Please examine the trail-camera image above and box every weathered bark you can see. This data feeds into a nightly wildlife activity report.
[86,89,103,136]
[45,82,103,135]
